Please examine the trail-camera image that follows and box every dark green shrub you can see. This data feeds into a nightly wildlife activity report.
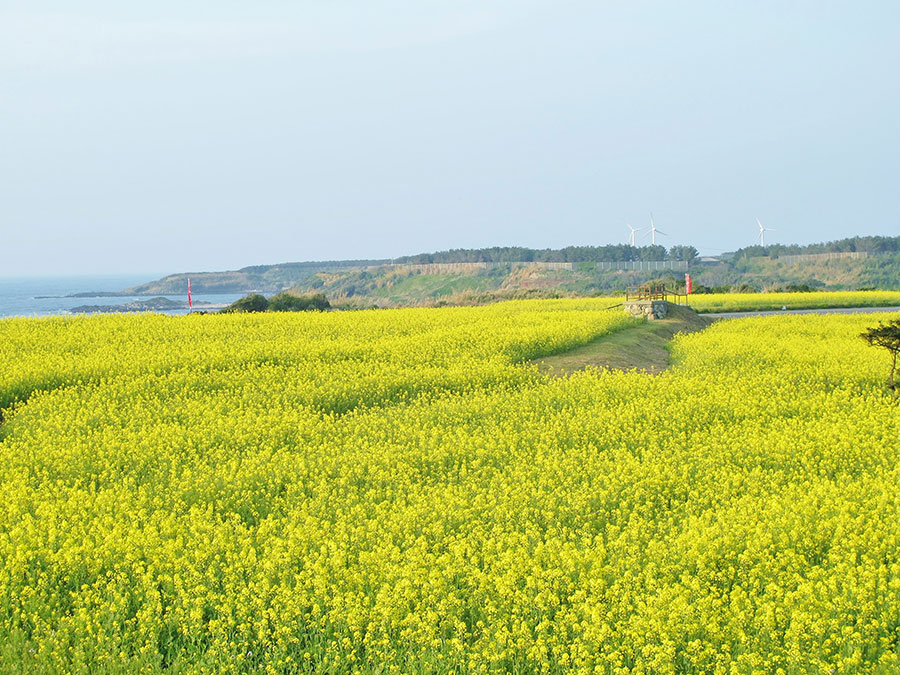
[267,293,330,312]
[220,294,269,313]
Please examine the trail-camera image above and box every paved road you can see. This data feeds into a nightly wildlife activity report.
[705,306,900,319]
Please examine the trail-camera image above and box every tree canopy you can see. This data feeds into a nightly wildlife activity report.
[861,318,900,397]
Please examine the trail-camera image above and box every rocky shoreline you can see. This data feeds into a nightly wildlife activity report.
[70,297,223,314]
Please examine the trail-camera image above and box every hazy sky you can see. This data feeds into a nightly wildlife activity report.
[2,1,898,277]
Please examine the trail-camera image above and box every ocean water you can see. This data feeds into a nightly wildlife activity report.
[0,275,247,319]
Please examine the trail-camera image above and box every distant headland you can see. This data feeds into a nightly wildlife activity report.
[76,236,900,308]
[69,297,223,314]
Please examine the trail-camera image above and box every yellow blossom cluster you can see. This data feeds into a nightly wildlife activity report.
[687,290,900,313]
[0,301,897,674]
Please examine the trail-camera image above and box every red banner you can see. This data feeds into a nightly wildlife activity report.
[685,273,692,294]
[188,278,192,309]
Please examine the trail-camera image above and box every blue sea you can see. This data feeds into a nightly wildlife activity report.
[0,275,247,319]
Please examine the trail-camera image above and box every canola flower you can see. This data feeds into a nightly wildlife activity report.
[687,290,900,313]
[0,301,898,674]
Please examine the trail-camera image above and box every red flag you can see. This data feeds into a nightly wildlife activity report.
[685,273,692,294]
[187,278,193,309]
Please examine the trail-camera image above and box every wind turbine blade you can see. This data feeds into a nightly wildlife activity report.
[757,217,763,230]
[655,230,668,236]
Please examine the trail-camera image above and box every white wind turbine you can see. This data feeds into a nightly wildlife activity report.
[627,223,645,246]
[756,218,775,247]
[647,213,667,245]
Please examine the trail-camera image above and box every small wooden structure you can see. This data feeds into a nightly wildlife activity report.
[625,284,687,305]
[623,284,688,320]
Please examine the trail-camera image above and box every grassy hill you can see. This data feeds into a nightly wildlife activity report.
[287,255,900,308]
[695,253,900,292]
[289,263,687,307]
[122,259,389,295]
[113,238,900,307]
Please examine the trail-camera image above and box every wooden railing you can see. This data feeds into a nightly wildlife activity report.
[626,284,666,301]
[625,285,688,305]
[668,290,688,306]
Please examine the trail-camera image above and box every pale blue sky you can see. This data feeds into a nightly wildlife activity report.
[2,1,898,277]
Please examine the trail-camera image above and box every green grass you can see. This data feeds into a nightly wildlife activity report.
[364,273,500,303]
[534,305,711,375]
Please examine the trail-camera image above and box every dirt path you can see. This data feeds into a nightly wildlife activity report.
[534,305,711,376]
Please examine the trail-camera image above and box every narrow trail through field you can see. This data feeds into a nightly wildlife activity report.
[534,305,711,376]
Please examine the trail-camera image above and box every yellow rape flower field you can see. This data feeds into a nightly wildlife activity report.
[687,290,900,313]
[0,299,898,674]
